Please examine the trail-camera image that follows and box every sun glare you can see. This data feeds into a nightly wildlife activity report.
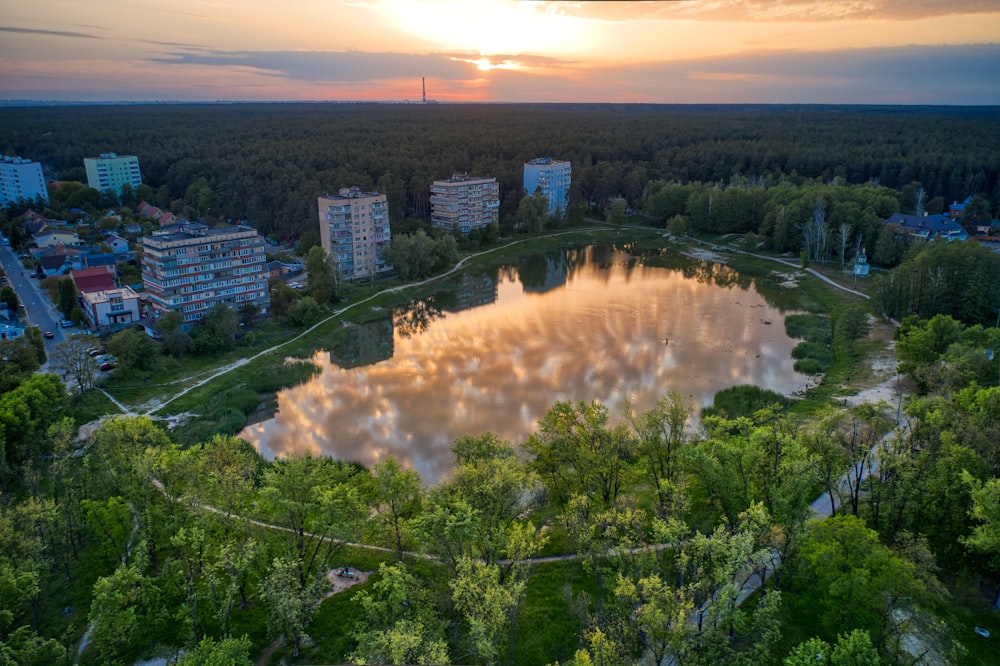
[377,0,589,56]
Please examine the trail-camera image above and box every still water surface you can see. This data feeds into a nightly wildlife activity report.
[241,246,809,483]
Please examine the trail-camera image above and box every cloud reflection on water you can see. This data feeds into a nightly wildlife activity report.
[241,249,807,484]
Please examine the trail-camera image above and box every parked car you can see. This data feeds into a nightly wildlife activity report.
[59,319,74,328]
[99,361,116,372]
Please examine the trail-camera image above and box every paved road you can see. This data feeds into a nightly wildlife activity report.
[0,242,66,343]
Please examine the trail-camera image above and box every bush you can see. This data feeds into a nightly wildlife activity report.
[793,358,827,375]
[702,384,789,419]
[791,341,833,364]
[785,313,832,344]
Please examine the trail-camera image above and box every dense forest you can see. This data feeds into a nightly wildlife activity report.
[2,104,998,244]
[3,104,1000,664]
[2,309,1000,665]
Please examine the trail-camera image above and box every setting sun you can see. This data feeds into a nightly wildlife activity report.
[376,0,592,56]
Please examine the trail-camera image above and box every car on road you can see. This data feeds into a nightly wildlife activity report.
[59,319,74,328]
[44,330,54,339]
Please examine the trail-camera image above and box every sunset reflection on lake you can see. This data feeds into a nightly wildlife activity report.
[240,247,808,484]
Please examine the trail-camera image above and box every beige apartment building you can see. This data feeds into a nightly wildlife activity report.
[318,187,392,280]
[430,173,500,234]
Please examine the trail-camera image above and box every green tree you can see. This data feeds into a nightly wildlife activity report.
[56,278,78,318]
[785,629,880,666]
[190,304,240,354]
[450,556,526,666]
[0,373,66,482]
[106,327,159,373]
[89,416,175,564]
[961,473,1000,608]
[606,197,627,226]
[524,400,636,509]
[370,456,423,561]
[176,635,253,666]
[446,433,543,568]
[614,567,696,665]
[694,407,817,527]
[665,214,690,237]
[87,561,167,665]
[304,245,339,306]
[349,562,450,665]
[624,392,693,517]
[0,337,42,393]
[260,556,324,658]
[157,310,191,358]
[794,515,927,647]
[837,305,871,350]
[259,454,366,589]
[0,625,67,665]
[82,496,132,565]
[286,295,325,327]
[0,286,19,313]
[516,191,549,234]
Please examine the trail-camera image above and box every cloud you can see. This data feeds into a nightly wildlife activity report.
[445,52,575,69]
[140,38,209,49]
[547,0,1000,22]
[0,25,103,40]
[148,49,480,82]
[588,43,1000,104]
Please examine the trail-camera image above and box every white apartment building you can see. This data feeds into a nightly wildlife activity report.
[318,187,393,280]
[0,155,48,206]
[430,173,500,234]
[84,152,142,196]
[523,157,572,216]
[141,222,270,324]
[81,287,142,328]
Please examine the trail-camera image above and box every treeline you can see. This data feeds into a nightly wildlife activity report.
[1,104,998,241]
[873,240,1000,325]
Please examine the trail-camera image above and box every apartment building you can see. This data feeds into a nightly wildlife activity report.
[430,173,500,234]
[0,155,48,206]
[80,287,142,328]
[318,187,393,281]
[84,152,142,196]
[141,221,270,324]
[523,157,571,216]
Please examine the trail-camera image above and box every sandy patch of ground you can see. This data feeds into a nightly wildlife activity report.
[157,412,196,429]
[685,247,727,263]
[773,271,802,288]
[325,566,371,598]
[75,417,110,442]
[842,318,908,408]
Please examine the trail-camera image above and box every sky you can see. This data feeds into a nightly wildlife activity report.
[2,0,999,104]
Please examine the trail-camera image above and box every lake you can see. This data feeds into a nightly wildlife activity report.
[240,245,809,483]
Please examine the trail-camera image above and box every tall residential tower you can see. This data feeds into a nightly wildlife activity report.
[0,155,48,206]
[141,221,270,324]
[523,157,571,216]
[84,152,142,197]
[430,173,500,234]
[318,187,393,281]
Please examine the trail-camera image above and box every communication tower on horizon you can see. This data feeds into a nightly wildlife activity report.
[422,77,426,104]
